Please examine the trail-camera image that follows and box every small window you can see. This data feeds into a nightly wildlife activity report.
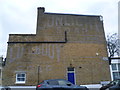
[113,72,120,80]
[67,67,74,71]
[0,69,1,77]
[111,63,120,80]
[112,64,117,70]
[118,64,120,70]
[16,73,26,84]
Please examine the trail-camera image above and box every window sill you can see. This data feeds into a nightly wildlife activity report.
[15,82,25,84]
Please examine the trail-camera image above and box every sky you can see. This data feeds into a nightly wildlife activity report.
[0,0,119,57]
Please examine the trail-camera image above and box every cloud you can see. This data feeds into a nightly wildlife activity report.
[84,1,118,35]
[38,0,118,35]
[0,0,38,56]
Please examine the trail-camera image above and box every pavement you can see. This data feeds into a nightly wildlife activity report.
[0,86,36,90]
[82,84,102,90]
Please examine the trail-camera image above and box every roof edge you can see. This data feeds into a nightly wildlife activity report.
[44,12,101,17]
[9,34,36,36]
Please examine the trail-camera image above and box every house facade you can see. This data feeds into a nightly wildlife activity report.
[0,56,3,86]
[110,2,120,81]
[110,58,120,80]
[3,7,111,86]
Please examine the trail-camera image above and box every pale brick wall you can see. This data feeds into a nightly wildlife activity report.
[2,7,111,86]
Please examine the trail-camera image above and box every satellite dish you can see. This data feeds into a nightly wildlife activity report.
[103,57,109,61]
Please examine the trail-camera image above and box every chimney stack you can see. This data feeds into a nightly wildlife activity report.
[37,7,45,14]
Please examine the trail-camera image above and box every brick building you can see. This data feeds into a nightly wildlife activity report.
[0,56,3,86]
[3,7,111,86]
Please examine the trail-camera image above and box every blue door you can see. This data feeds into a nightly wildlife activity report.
[67,72,75,84]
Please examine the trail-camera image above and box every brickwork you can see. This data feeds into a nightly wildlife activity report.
[2,7,111,86]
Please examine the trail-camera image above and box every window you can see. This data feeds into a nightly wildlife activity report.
[113,72,120,80]
[111,63,120,80]
[67,67,74,71]
[112,64,117,70]
[118,64,120,70]
[16,73,26,84]
[0,69,1,77]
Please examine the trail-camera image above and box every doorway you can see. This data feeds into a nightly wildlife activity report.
[67,67,76,84]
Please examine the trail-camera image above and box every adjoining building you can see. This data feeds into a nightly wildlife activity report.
[0,56,3,86]
[110,2,120,81]
[2,7,111,86]
[110,57,120,80]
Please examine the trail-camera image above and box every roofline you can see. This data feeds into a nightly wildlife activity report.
[44,12,101,17]
[9,34,36,36]
[8,31,68,44]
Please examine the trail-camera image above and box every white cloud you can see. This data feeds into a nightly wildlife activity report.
[38,0,118,35]
[0,24,3,41]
